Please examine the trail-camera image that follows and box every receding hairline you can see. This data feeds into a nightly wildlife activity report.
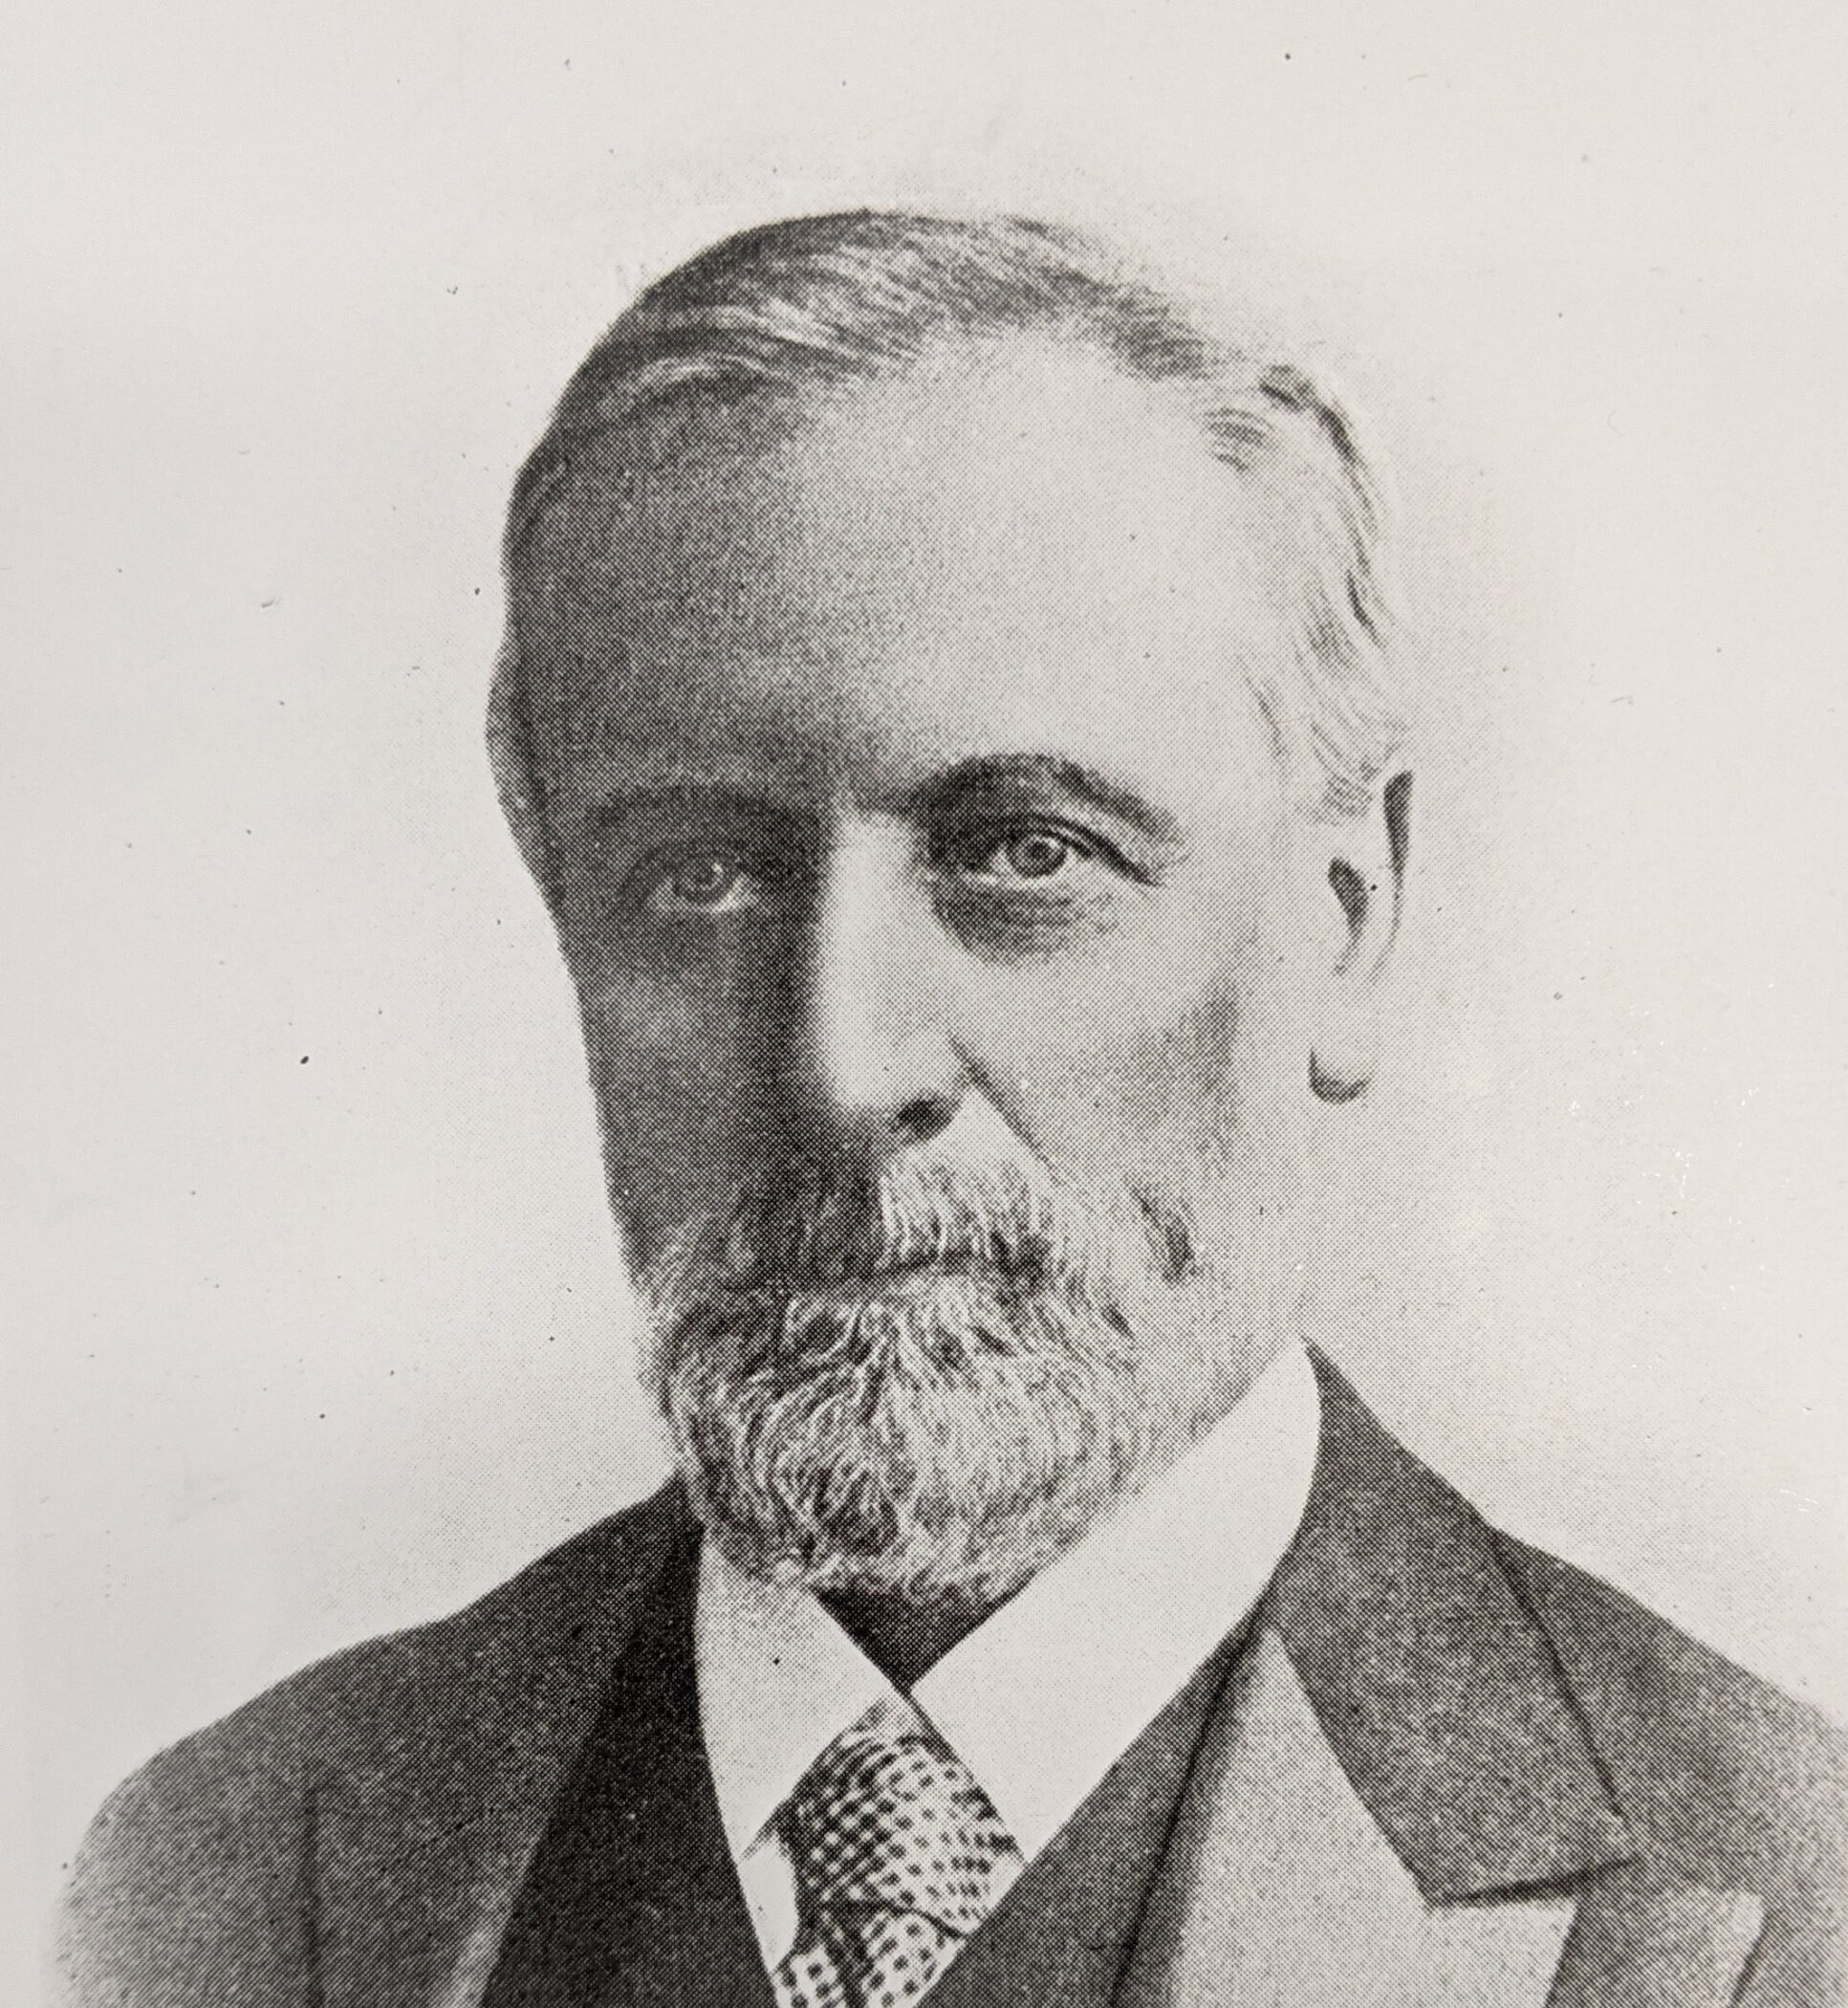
[502,208,1359,561]
[510,325,1288,597]
[510,320,1242,574]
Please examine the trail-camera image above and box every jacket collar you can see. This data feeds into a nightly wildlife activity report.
[1266,1350,1638,1904]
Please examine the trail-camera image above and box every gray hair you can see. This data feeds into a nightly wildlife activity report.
[490,209,1405,896]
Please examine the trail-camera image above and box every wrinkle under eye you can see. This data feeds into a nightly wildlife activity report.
[931,828,1136,957]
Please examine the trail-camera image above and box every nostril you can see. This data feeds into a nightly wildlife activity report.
[893,1094,955,1145]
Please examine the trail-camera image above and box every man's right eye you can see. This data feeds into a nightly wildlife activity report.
[640,849,770,917]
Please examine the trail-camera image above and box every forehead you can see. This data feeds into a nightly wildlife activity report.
[516,341,1294,808]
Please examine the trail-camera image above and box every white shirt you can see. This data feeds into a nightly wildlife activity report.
[694,1338,1323,1969]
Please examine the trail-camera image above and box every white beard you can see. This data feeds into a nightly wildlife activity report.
[641,1138,1295,1610]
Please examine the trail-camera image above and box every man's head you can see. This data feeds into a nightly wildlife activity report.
[491,211,1409,1613]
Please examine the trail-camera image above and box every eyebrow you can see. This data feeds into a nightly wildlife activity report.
[577,755,1185,849]
[582,781,796,841]
[909,754,1185,847]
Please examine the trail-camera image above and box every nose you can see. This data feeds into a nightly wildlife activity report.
[792,817,967,1156]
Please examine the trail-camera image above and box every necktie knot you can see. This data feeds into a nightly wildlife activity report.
[771,1699,1021,2008]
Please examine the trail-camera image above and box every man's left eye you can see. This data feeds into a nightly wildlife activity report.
[955,823,1096,883]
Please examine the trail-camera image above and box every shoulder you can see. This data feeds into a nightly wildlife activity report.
[89,1482,686,1816]
[58,1486,685,2005]
[1495,1533,1848,1935]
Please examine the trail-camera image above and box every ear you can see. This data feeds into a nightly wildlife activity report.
[1306,771,1411,1103]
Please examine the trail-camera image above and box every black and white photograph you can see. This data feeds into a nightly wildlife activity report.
[6,6,1846,2004]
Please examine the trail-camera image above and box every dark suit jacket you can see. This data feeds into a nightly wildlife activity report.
[60,1358,1848,2006]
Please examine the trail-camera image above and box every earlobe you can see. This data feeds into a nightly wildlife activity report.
[1309,1051,1370,1103]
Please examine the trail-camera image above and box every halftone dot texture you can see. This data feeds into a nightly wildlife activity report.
[771,1699,1022,2008]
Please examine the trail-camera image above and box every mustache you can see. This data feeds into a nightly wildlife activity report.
[649,1153,1133,1307]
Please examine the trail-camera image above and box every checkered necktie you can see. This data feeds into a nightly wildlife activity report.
[770,1699,1023,2008]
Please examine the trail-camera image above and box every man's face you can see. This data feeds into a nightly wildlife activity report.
[517,341,1356,1602]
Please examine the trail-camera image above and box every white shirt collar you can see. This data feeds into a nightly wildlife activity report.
[695,1339,1322,1960]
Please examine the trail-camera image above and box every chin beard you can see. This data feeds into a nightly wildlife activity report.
[641,1154,1176,1610]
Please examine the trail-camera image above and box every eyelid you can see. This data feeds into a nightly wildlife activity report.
[936,814,1147,884]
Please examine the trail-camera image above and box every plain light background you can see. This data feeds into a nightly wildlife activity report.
[6,3,1847,1996]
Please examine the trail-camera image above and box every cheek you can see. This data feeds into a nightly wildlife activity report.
[1100,985,1260,1164]
[572,957,779,1251]
[993,834,1294,1166]
[984,953,1269,1194]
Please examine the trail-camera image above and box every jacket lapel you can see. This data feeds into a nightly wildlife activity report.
[1271,1354,1635,1902]
[310,1484,709,2008]
[1120,1626,1582,2008]
[477,1517,772,2008]
[927,1622,1249,2008]
[1126,1356,1763,2008]
[1547,1876,1766,2008]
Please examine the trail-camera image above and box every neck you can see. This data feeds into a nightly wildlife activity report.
[818,1582,1005,1689]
